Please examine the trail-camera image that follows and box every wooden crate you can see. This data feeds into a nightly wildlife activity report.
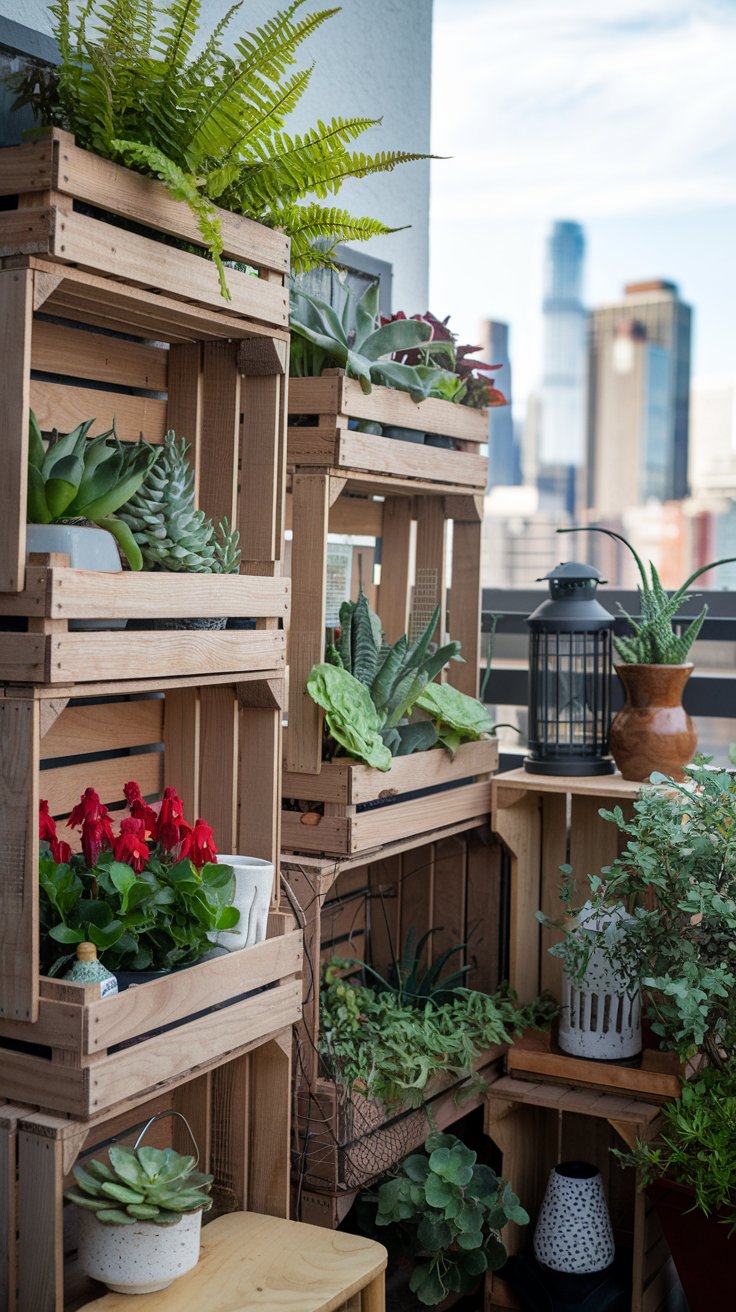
[288,373,488,491]
[287,469,486,781]
[282,737,497,857]
[0,130,290,601]
[0,670,287,1025]
[13,1035,293,1312]
[483,1077,680,1312]
[506,1023,693,1105]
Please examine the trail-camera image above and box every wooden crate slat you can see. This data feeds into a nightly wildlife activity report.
[0,269,33,593]
[351,780,492,852]
[4,566,290,621]
[336,430,488,489]
[0,699,40,1022]
[41,747,163,818]
[289,375,488,443]
[53,131,290,274]
[0,139,54,194]
[9,628,285,685]
[30,376,167,443]
[284,739,497,805]
[30,318,168,391]
[40,692,163,760]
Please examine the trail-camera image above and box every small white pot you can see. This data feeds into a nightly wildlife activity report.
[558,902,642,1061]
[78,1208,202,1294]
[534,1161,615,1274]
[26,524,124,631]
[207,854,273,952]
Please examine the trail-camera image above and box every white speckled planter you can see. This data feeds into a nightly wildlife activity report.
[78,1208,202,1294]
[534,1161,615,1274]
[207,854,273,952]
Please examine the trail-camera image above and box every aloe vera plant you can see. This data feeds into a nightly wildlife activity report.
[27,411,156,569]
[65,1143,213,1225]
[307,591,493,769]
[559,526,736,663]
[290,281,460,399]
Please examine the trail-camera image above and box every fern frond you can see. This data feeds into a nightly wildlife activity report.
[185,63,314,168]
[154,0,200,68]
[276,204,405,273]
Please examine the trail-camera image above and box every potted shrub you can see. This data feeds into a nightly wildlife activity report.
[39,781,240,984]
[118,431,240,629]
[559,526,736,780]
[66,1132,213,1293]
[360,1131,529,1308]
[566,759,736,1308]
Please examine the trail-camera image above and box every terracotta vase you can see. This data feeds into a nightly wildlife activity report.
[610,663,697,782]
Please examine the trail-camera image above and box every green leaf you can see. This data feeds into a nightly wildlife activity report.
[100,1181,146,1205]
[416,683,494,749]
[27,463,52,523]
[28,410,46,469]
[307,663,392,769]
[97,516,143,570]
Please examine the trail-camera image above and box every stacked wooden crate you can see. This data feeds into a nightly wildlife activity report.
[0,129,301,1310]
[487,771,683,1312]
[283,363,506,1222]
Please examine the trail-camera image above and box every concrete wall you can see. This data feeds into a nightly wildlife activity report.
[0,0,433,310]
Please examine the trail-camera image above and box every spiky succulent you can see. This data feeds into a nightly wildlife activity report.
[65,1144,213,1226]
[119,431,240,573]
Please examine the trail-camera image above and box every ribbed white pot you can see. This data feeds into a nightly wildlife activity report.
[558,902,642,1060]
[533,1162,615,1274]
[207,854,273,952]
[78,1208,202,1294]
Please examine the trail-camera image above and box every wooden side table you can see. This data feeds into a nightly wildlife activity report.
[79,1211,387,1311]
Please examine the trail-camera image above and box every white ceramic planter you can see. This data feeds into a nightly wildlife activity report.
[78,1208,202,1294]
[558,902,642,1060]
[207,854,273,952]
[26,523,124,631]
[533,1161,615,1274]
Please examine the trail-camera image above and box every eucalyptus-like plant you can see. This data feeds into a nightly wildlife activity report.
[65,1144,213,1225]
[290,281,460,399]
[11,0,430,294]
[559,526,736,664]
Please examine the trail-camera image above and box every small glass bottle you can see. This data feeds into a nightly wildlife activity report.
[63,942,118,998]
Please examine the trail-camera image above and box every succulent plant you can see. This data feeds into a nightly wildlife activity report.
[27,410,156,569]
[290,280,460,400]
[119,432,241,573]
[65,1143,213,1226]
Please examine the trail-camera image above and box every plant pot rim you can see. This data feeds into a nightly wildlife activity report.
[614,661,694,672]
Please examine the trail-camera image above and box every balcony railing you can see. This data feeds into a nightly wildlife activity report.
[481,588,736,770]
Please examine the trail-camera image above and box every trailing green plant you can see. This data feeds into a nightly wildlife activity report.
[27,410,156,569]
[307,589,492,768]
[118,432,240,572]
[11,0,431,295]
[361,1131,528,1306]
[559,526,736,664]
[320,957,556,1109]
[290,280,460,399]
[613,1068,736,1229]
[65,1143,213,1225]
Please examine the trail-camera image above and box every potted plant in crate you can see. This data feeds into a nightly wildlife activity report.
[119,431,240,629]
[360,1131,528,1308]
[564,759,736,1309]
[39,781,243,984]
[559,526,736,780]
[66,1115,213,1294]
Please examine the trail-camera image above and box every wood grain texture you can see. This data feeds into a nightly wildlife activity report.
[41,748,163,819]
[0,269,33,591]
[200,341,240,530]
[376,497,412,643]
[162,687,200,821]
[30,628,285,684]
[30,319,168,391]
[0,1104,31,1312]
[199,685,238,853]
[286,473,330,773]
[248,1039,291,1217]
[0,139,54,194]
[40,698,163,760]
[37,568,290,620]
[336,431,486,491]
[0,699,39,1021]
[29,377,167,443]
[448,518,482,696]
[492,793,542,1003]
[240,373,285,568]
[17,1127,63,1312]
[289,374,487,442]
[239,705,281,868]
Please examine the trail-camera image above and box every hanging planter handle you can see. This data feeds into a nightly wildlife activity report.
[132,1108,201,1166]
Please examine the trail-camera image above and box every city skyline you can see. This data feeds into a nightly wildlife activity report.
[429,0,736,418]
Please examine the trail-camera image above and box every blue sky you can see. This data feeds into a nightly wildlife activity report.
[429,0,736,416]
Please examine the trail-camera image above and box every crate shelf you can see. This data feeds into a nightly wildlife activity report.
[483,1076,679,1312]
[506,1022,693,1105]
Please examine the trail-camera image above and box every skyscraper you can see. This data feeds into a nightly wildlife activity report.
[586,281,692,517]
[539,221,587,510]
[478,318,520,488]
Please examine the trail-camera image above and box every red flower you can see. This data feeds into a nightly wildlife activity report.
[39,799,57,843]
[113,817,150,874]
[81,809,115,868]
[188,818,218,869]
[50,837,72,864]
[68,787,105,829]
[157,786,186,851]
[124,780,158,838]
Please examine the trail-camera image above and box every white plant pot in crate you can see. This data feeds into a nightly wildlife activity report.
[207,855,273,952]
[78,1208,202,1294]
[26,523,125,631]
[533,1161,615,1274]
[558,902,641,1060]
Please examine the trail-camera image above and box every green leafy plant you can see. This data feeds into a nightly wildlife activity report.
[290,280,460,399]
[65,1143,213,1225]
[356,927,472,1006]
[27,410,156,569]
[362,1131,528,1306]
[12,0,431,294]
[119,432,240,572]
[415,681,494,754]
[559,526,736,663]
[320,958,556,1110]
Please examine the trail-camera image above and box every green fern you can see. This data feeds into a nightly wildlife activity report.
[14,0,430,293]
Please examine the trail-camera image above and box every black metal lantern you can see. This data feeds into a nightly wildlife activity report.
[525,562,614,776]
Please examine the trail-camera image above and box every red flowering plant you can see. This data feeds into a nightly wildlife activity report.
[38,784,239,977]
[382,311,507,410]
